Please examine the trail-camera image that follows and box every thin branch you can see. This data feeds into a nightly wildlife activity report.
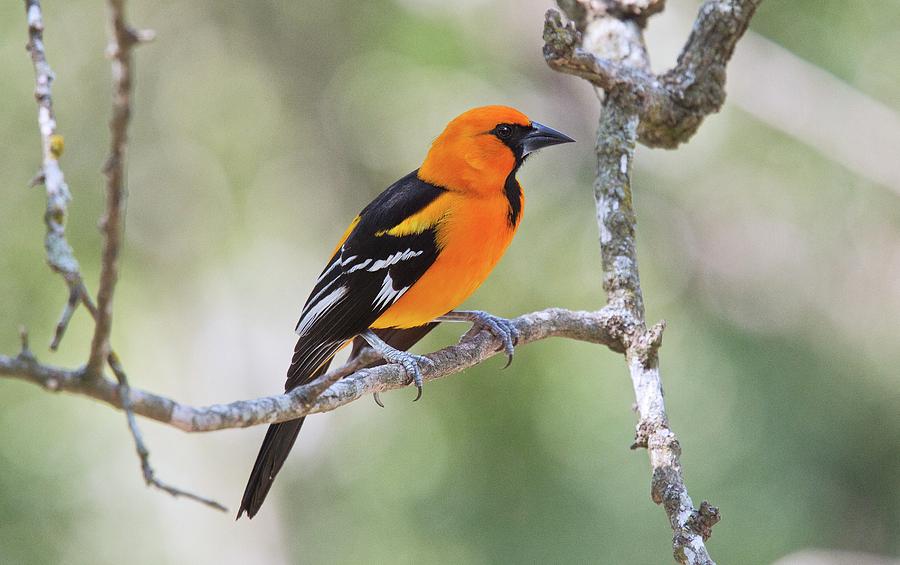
[87,0,139,376]
[23,0,136,359]
[1,307,625,432]
[89,0,213,511]
[24,0,88,351]
[107,352,226,510]
[543,1,759,563]
[21,0,218,511]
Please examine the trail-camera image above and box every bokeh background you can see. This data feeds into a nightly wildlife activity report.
[1,1,898,563]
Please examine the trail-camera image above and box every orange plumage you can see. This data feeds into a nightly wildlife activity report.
[373,107,530,328]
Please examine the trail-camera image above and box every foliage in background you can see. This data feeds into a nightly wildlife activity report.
[0,1,897,563]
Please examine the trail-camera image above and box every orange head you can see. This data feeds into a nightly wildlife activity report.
[418,105,573,195]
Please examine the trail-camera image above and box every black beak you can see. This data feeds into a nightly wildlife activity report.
[521,121,575,155]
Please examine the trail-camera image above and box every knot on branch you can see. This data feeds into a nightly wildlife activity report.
[631,411,673,450]
[597,306,636,353]
[631,320,665,368]
[651,465,683,509]
[687,500,721,541]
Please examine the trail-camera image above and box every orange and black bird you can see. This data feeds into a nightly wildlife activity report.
[238,105,573,519]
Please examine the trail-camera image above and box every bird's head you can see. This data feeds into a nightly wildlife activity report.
[419,105,574,194]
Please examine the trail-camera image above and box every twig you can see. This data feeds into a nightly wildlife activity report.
[542,1,759,563]
[24,0,88,351]
[1,307,626,432]
[90,0,214,511]
[87,0,138,376]
[87,1,154,375]
[21,0,218,512]
[49,282,81,350]
[112,353,227,512]
[24,0,127,357]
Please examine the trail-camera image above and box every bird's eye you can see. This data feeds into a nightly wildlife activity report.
[496,124,513,139]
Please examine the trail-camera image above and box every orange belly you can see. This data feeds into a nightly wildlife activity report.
[371,192,519,329]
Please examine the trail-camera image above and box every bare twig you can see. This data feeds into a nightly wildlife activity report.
[1,307,625,431]
[23,0,125,357]
[107,351,226,511]
[87,0,138,376]
[90,0,213,511]
[50,282,81,350]
[542,1,758,563]
[21,0,219,512]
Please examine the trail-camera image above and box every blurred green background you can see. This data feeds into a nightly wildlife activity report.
[1,1,898,564]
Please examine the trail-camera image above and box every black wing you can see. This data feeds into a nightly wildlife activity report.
[285,170,447,389]
[240,171,448,519]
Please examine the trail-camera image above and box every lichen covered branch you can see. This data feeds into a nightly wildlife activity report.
[542,1,759,563]
[24,0,88,350]
[544,0,762,148]
[1,307,624,432]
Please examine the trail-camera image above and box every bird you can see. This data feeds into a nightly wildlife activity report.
[237,105,573,519]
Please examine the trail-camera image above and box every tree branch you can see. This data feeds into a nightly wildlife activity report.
[20,0,220,512]
[543,1,760,563]
[1,307,624,431]
[24,0,87,351]
[12,0,632,515]
[10,0,757,535]
[87,0,152,377]
[544,0,762,148]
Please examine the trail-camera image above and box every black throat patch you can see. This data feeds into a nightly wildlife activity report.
[488,123,531,227]
[503,167,523,227]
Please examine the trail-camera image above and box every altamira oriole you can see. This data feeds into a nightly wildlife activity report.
[238,105,573,519]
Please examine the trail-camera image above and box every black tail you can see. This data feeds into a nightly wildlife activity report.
[237,418,305,519]
[237,323,438,519]
[237,339,341,520]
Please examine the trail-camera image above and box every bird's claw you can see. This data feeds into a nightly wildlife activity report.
[469,311,519,367]
[383,349,433,402]
[404,353,433,401]
[360,330,433,403]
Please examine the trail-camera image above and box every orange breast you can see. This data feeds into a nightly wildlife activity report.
[371,191,520,329]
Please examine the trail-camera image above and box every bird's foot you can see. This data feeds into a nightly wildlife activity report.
[437,310,519,367]
[380,348,433,401]
[360,330,433,402]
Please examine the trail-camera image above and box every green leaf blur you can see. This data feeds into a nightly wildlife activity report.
[1,1,898,563]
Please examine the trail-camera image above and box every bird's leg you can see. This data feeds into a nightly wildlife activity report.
[360,330,433,402]
[436,310,519,368]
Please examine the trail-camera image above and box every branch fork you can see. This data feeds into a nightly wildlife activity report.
[545,0,762,148]
[543,1,761,563]
[7,0,759,555]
